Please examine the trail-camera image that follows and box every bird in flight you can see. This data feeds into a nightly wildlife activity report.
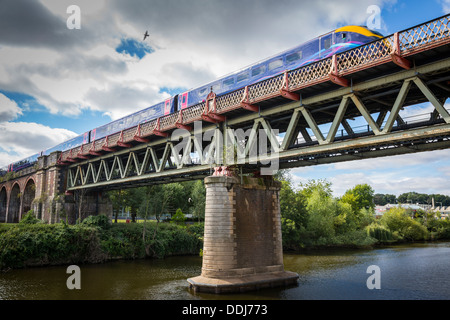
[143,31,149,41]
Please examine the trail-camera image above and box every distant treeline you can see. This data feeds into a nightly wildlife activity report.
[374,192,450,206]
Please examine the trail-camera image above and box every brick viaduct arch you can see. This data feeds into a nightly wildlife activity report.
[0,174,37,223]
[0,186,6,223]
[8,182,21,223]
[22,177,36,216]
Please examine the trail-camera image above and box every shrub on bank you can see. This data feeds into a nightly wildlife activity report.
[0,215,204,270]
[366,223,394,242]
[100,222,203,259]
[0,223,105,270]
[379,207,429,241]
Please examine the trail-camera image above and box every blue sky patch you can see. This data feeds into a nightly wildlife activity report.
[0,90,109,135]
[159,86,187,97]
[115,38,154,59]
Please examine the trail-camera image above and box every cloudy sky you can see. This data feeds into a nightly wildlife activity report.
[0,0,449,197]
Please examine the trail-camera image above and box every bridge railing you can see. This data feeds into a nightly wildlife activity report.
[59,14,450,164]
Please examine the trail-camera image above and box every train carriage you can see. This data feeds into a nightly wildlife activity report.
[178,25,383,110]
[91,97,177,141]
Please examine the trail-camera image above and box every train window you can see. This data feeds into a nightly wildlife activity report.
[236,71,249,83]
[199,87,209,96]
[268,59,283,71]
[323,38,331,50]
[286,51,303,64]
[223,78,235,87]
[212,83,221,92]
[251,65,266,77]
[342,33,347,40]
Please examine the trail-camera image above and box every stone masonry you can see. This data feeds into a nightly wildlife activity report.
[188,174,298,293]
[0,151,112,224]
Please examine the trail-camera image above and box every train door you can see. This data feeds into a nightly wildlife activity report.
[164,98,172,115]
[83,132,89,144]
[90,129,96,143]
[180,92,188,109]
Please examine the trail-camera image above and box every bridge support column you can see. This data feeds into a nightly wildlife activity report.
[188,174,298,293]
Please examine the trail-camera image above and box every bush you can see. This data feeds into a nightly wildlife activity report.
[0,219,204,270]
[170,208,186,225]
[99,222,203,260]
[380,207,429,241]
[366,223,393,242]
[425,218,450,240]
[0,223,105,270]
[19,210,43,225]
[81,215,111,229]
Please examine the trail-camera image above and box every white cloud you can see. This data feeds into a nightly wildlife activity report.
[441,0,450,13]
[0,94,22,122]
[0,121,77,167]
[333,149,450,171]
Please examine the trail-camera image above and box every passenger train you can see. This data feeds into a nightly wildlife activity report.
[0,25,383,176]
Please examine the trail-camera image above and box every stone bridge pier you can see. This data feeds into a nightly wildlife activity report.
[188,171,298,293]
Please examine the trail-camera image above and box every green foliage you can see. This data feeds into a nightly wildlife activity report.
[0,223,105,270]
[425,218,450,239]
[0,220,204,270]
[81,215,111,229]
[19,210,43,225]
[376,191,450,206]
[100,222,203,259]
[366,223,393,242]
[306,187,336,239]
[341,183,375,211]
[278,176,381,249]
[171,208,186,225]
[277,171,450,250]
[300,179,333,199]
[380,207,428,241]
[190,180,206,221]
[280,180,307,228]
[374,193,397,205]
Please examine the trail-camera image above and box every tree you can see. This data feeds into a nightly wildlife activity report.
[190,180,206,221]
[374,193,397,205]
[107,189,129,223]
[380,206,428,241]
[342,184,375,210]
[305,186,335,240]
[280,180,307,229]
[300,179,333,199]
[171,208,186,225]
[73,188,88,224]
[340,184,376,231]
[126,187,146,222]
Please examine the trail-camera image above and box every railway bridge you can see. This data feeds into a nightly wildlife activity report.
[1,14,449,292]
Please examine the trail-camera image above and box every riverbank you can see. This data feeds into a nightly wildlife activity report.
[0,215,203,271]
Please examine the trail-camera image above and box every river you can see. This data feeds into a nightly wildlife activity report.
[0,242,448,300]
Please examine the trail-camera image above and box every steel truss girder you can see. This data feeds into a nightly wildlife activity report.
[67,129,224,189]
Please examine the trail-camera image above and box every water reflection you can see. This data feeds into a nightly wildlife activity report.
[0,242,449,300]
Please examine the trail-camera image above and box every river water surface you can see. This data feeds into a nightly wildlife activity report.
[0,242,448,300]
